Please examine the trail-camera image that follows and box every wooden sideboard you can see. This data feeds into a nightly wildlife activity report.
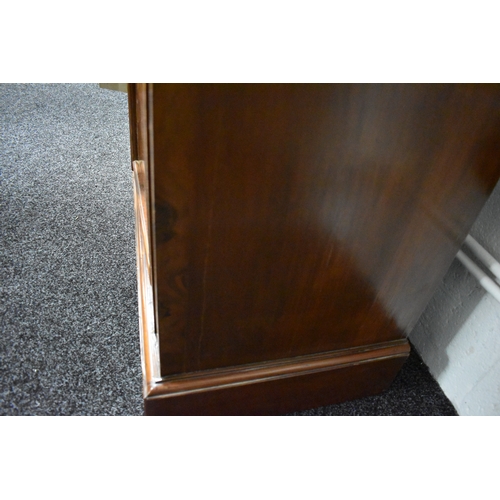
[128,84,500,415]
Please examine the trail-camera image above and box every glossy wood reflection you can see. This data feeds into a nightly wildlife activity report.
[146,84,500,377]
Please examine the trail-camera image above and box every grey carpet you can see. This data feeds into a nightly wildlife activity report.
[1,83,457,416]
[1,83,142,415]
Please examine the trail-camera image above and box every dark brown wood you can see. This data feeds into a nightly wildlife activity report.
[144,341,409,416]
[127,84,138,164]
[147,339,409,395]
[128,83,151,170]
[132,160,160,389]
[129,84,500,415]
[130,84,158,337]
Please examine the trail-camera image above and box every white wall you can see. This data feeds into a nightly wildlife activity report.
[410,180,500,415]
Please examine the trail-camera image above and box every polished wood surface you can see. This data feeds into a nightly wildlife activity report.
[147,339,408,397]
[128,83,150,170]
[132,160,160,390]
[144,342,409,416]
[129,84,500,414]
[146,84,500,377]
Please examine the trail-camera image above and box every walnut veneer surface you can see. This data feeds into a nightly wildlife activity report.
[129,84,500,415]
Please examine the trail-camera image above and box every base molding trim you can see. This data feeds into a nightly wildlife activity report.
[144,339,410,415]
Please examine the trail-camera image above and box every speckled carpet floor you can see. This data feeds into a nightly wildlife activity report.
[0,83,457,416]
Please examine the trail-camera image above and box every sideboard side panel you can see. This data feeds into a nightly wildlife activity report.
[149,84,500,377]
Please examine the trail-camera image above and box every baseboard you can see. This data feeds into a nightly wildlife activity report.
[144,339,410,415]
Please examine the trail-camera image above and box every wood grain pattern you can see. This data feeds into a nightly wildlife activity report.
[127,84,138,163]
[144,84,500,378]
[147,339,409,397]
[144,340,409,415]
[132,160,160,389]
